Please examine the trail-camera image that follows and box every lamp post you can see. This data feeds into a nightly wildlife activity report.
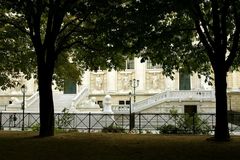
[129,78,139,103]
[229,94,232,111]
[21,85,27,131]
[129,92,133,131]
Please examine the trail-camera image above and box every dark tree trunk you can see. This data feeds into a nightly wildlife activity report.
[213,56,230,141]
[37,51,55,137]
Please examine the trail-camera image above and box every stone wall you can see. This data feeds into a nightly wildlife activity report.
[228,91,240,111]
[140,100,215,113]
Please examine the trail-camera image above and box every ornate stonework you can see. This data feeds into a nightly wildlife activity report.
[146,71,164,92]
[90,71,106,93]
[117,71,133,92]
[95,75,103,90]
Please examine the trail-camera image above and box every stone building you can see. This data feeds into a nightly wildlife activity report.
[1,57,240,113]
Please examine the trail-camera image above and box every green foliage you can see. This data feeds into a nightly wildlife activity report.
[0,0,130,91]
[159,124,178,134]
[31,123,40,132]
[102,124,125,133]
[0,17,35,89]
[158,109,211,135]
[56,108,74,129]
[177,114,211,134]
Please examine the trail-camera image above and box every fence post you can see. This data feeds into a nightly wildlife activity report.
[193,113,195,134]
[129,113,135,131]
[88,112,91,133]
[28,113,30,129]
[122,114,124,129]
[0,112,2,130]
[212,114,214,131]
[230,111,233,132]
[138,113,141,133]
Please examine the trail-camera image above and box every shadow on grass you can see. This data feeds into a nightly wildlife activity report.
[0,131,239,160]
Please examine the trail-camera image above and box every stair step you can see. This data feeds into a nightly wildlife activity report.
[25,93,76,112]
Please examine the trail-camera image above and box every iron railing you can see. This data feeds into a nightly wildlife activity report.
[0,112,240,134]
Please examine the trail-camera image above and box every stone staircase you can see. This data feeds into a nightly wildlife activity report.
[6,86,89,113]
[25,93,77,112]
[113,90,215,113]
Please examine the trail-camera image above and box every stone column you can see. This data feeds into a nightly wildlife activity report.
[134,57,145,91]
[107,69,117,93]
[165,76,174,90]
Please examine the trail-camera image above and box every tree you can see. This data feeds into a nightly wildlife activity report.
[121,0,240,141]
[185,0,240,141]
[164,0,240,141]
[0,15,35,89]
[0,0,126,137]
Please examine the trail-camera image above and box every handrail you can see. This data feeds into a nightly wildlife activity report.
[132,90,215,112]
[6,92,39,110]
[25,92,39,107]
[71,86,89,108]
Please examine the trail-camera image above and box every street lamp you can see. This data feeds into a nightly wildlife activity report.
[129,92,134,131]
[129,78,139,103]
[229,94,232,111]
[21,84,27,131]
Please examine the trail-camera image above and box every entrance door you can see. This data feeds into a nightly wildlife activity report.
[179,71,191,90]
[184,105,197,115]
[64,79,76,94]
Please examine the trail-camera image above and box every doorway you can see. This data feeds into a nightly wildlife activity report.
[184,105,197,116]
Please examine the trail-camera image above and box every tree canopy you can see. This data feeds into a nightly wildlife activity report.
[1,0,240,141]
[0,0,127,90]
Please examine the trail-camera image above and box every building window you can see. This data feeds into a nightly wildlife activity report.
[119,100,131,105]
[126,58,134,69]
[125,100,131,105]
[147,60,161,69]
[119,100,125,105]
[179,70,191,90]
[97,101,103,108]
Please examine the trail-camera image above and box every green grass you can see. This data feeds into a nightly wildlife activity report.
[0,131,240,160]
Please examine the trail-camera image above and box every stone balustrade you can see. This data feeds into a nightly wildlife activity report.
[71,86,89,108]
[112,90,215,113]
[25,91,39,107]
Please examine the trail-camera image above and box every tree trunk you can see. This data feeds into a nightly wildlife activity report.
[213,61,230,141]
[37,54,55,137]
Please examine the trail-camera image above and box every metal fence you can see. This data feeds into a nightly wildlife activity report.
[0,112,240,134]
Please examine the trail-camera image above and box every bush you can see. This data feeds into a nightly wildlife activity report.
[31,123,40,132]
[158,109,211,135]
[176,114,211,134]
[56,108,74,129]
[158,125,178,134]
[102,124,125,133]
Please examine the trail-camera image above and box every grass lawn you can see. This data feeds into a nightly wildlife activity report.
[0,131,239,160]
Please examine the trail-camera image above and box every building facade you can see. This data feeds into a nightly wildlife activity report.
[1,57,240,113]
